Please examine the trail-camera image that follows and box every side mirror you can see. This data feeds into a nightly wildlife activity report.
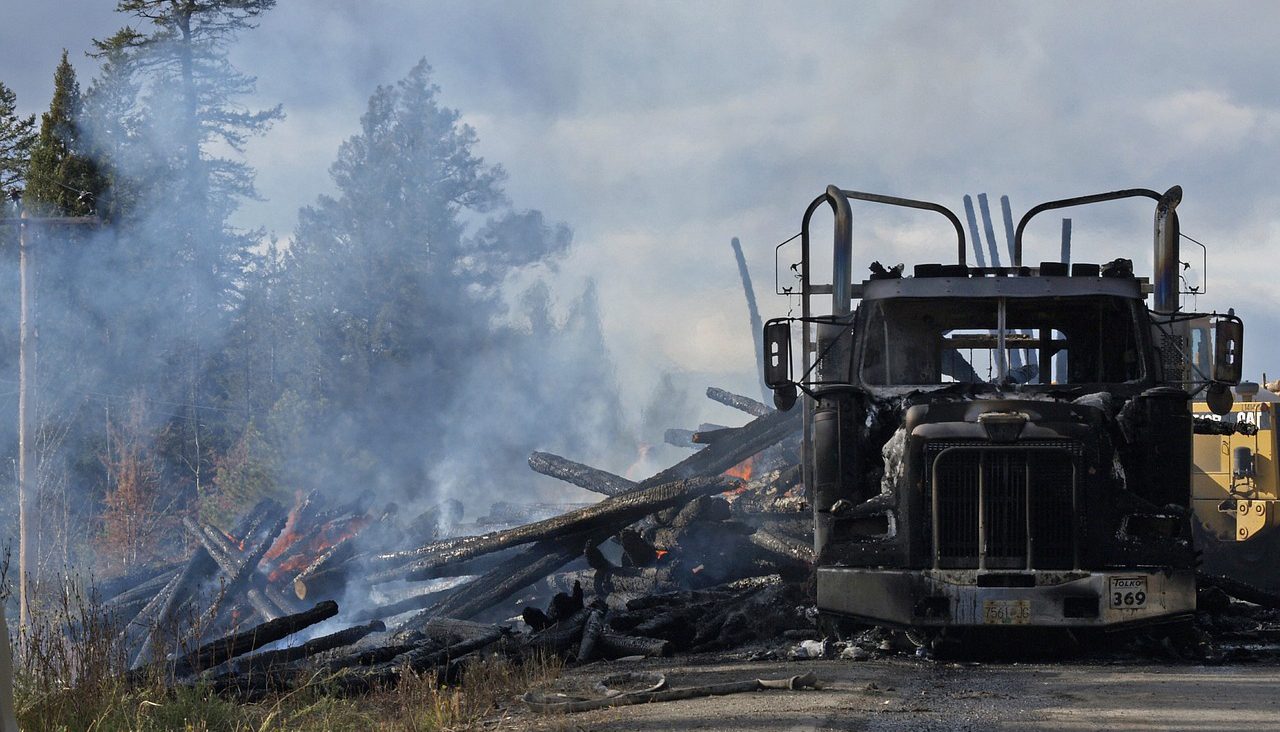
[763,319,797,411]
[1206,382,1234,416]
[1213,312,1244,385]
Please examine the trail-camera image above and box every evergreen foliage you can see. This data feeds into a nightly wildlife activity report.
[0,81,37,197]
[276,60,629,503]
[81,0,284,512]
[1,17,634,575]
[25,51,104,217]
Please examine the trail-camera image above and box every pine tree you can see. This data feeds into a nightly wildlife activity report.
[282,59,508,491]
[278,60,630,504]
[87,0,283,503]
[80,32,146,222]
[25,51,104,216]
[0,81,37,197]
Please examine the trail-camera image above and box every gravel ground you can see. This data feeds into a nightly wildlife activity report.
[504,652,1280,731]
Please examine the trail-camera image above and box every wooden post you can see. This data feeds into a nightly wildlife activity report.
[1,201,99,628]
[16,210,30,629]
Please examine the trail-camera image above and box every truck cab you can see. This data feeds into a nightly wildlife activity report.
[765,185,1243,631]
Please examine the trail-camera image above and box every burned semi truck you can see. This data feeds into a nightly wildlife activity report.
[763,185,1243,632]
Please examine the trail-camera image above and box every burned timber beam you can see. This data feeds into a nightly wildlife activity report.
[223,619,386,675]
[641,407,800,488]
[664,428,701,449]
[136,600,339,681]
[194,512,289,635]
[418,531,599,621]
[371,476,736,583]
[527,451,637,497]
[706,387,772,418]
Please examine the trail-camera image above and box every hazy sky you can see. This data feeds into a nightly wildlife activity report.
[5,2,1280,423]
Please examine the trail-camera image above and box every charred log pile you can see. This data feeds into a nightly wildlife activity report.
[90,381,1280,696]
[89,386,813,697]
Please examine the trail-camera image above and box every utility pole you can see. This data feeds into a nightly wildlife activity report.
[1,193,97,627]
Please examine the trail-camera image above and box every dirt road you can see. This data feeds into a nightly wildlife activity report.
[523,654,1280,731]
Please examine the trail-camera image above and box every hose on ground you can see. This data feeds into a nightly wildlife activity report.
[522,670,820,713]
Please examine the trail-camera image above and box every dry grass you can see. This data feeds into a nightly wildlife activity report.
[8,575,565,731]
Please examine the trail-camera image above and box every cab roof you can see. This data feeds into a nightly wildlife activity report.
[859,272,1145,301]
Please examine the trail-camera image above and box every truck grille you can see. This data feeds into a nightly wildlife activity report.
[927,441,1079,570]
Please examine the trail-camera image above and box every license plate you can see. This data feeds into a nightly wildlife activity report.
[983,599,1031,625]
[1109,576,1148,608]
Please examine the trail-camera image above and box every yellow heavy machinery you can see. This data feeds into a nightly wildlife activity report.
[1192,378,1280,595]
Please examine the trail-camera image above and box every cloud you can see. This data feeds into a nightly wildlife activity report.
[6,1,1280,408]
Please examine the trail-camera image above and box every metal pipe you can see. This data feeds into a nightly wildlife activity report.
[827,185,854,316]
[997,298,1008,382]
[1013,188,1162,266]
[931,458,941,571]
[1153,185,1182,313]
[978,452,987,571]
[838,189,966,266]
[1025,461,1033,570]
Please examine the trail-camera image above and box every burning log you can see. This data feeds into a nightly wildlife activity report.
[262,510,371,589]
[527,451,637,497]
[133,498,287,660]
[642,408,800,488]
[291,534,359,600]
[136,600,339,681]
[372,476,736,584]
[706,387,772,418]
[119,569,185,654]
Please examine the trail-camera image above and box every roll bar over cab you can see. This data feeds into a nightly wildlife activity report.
[764,185,1242,630]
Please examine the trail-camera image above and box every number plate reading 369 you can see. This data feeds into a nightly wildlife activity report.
[1109,576,1148,609]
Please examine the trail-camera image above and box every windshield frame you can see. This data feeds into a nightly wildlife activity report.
[851,293,1153,395]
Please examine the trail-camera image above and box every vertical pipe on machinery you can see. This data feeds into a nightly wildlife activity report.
[1153,185,1183,314]
[811,186,853,552]
[828,184,854,317]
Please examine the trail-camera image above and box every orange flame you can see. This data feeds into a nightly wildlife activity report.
[266,514,372,582]
[220,528,246,552]
[724,455,755,482]
[264,491,308,562]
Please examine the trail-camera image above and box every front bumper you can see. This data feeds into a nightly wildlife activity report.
[817,567,1195,628]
